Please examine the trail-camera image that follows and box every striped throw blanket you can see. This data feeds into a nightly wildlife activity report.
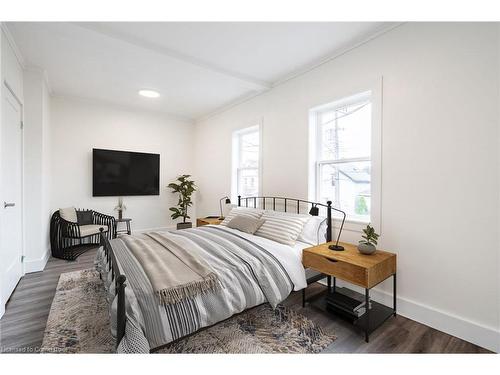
[96,226,295,352]
[120,232,220,305]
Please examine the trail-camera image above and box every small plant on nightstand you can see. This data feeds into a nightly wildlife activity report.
[358,224,379,255]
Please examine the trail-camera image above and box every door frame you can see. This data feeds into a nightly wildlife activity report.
[0,80,25,318]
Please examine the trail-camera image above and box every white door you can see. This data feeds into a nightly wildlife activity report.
[0,85,23,312]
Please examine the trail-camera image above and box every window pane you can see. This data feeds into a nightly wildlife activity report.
[320,102,371,160]
[238,168,259,197]
[240,131,259,168]
[318,161,371,222]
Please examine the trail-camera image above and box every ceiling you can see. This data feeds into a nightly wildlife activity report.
[8,22,394,120]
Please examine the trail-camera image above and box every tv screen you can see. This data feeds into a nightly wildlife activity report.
[92,148,160,196]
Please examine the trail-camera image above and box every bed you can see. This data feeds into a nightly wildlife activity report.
[96,196,334,353]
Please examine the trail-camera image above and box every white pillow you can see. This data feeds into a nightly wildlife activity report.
[254,212,309,246]
[298,216,328,245]
[220,207,263,226]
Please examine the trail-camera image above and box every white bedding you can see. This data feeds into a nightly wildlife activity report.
[209,225,308,291]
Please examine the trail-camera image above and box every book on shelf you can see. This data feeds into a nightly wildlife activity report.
[326,290,372,318]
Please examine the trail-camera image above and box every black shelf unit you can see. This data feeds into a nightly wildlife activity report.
[308,286,396,340]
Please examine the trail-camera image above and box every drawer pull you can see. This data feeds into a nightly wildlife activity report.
[326,258,338,263]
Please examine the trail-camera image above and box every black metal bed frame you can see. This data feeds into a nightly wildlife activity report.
[99,228,127,348]
[50,209,117,260]
[99,196,335,351]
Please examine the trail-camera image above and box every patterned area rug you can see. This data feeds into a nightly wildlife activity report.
[41,269,335,354]
[41,269,114,353]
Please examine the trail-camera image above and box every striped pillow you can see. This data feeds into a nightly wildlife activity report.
[220,207,263,226]
[264,210,328,245]
[254,213,309,246]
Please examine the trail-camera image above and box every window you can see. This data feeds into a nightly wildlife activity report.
[311,92,372,222]
[232,125,260,199]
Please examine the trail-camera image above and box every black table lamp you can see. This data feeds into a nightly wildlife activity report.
[309,201,346,251]
[219,196,231,220]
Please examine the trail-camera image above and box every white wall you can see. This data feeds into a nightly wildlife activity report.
[23,68,51,272]
[50,97,195,231]
[194,23,500,351]
[1,29,22,101]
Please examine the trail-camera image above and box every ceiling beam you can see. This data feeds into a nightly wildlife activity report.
[73,22,271,91]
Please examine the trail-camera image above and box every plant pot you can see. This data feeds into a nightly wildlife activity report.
[358,243,376,255]
[177,222,192,230]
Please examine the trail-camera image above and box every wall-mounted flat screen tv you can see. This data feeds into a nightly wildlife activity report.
[92,148,160,196]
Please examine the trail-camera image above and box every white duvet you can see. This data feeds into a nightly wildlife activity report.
[210,225,308,291]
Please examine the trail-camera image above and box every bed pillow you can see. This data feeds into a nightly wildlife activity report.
[262,210,328,245]
[254,213,309,246]
[298,216,328,245]
[220,207,263,226]
[227,215,266,234]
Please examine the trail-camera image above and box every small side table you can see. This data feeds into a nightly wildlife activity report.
[116,218,132,235]
[302,241,396,342]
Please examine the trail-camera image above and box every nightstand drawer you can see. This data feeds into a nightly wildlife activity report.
[303,252,367,287]
[197,217,223,227]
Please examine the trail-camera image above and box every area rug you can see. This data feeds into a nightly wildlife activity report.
[41,269,335,354]
[41,268,114,353]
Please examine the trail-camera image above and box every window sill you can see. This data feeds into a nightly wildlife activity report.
[331,217,369,233]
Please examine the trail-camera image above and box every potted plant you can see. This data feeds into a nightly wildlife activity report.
[114,197,126,220]
[168,175,196,230]
[358,224,379,255]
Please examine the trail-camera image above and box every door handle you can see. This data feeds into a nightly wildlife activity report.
[4,202,15,208]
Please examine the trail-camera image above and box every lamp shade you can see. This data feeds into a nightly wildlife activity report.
[309,205,319,216]
[219,196,231,219]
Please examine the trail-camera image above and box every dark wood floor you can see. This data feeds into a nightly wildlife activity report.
[0,248,490,353]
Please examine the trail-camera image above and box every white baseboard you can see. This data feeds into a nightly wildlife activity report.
[319,279,499,353]
[24,249,50,274]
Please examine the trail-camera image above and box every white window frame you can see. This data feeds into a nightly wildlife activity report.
[308,79,382,234]
[231,122,262,201]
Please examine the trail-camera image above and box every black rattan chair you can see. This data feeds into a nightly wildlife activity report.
[50,209,117,260]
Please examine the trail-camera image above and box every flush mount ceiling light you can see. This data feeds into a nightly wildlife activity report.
[138,89,160,98]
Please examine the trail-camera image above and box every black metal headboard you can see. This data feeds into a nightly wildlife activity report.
[237,195,333,242]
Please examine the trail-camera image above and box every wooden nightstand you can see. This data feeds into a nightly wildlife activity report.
[302,241,396,342]
[196,217,224,227]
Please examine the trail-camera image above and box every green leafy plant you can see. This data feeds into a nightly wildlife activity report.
[359,223,379,246]
[167,175,196,223]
